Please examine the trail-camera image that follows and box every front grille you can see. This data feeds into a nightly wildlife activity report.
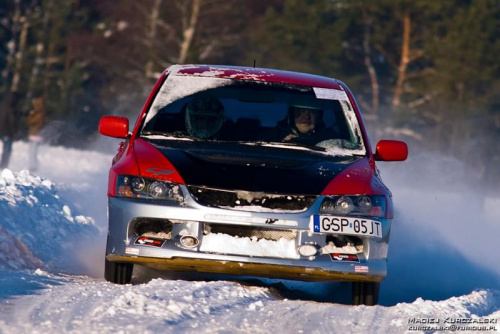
[188,186,316,212]
[204,223,296,241]
[131,218,173,240]
[325,234,364,253]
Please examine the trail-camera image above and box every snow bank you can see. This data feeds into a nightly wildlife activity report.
[0,169,99,271]
[1,140,114,276]
[0,225,43,270]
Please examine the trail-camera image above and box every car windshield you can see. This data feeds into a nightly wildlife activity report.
[142,75,366,156]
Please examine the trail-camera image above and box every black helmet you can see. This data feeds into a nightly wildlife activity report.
[185,97,224,139]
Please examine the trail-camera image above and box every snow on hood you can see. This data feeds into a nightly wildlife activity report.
[0,169,99,271]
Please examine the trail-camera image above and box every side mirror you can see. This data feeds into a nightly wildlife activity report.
[99,116,129,139]
[374,140,408,161]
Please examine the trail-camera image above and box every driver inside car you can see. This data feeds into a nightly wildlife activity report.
[266,105,337,146]
[284,106,322,142]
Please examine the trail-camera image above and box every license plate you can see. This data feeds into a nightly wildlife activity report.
[312,215,382,238]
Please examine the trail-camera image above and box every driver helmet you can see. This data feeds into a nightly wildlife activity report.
[185,97,224,139]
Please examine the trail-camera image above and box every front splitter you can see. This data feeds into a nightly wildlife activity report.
[106,255,383,283]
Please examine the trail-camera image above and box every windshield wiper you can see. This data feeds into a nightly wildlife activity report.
[253,141,327,152]
[141,131,191,139]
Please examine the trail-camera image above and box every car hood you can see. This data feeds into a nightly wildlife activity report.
[135,138,367,195]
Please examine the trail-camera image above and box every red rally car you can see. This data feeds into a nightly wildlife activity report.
[99,64,408,305]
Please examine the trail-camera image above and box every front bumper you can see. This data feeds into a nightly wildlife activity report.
[106,191,391,283]
[106,255,383,282]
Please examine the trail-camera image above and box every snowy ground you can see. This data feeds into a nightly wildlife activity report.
[0,140,499,333]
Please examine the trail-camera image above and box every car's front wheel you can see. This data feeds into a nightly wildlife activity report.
[352,281,379,305]
[104,257,133,284]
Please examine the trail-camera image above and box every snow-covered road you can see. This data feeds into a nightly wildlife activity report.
[1,273,500,334]
[0,140,499,333]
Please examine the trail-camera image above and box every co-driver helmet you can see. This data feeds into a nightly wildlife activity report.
[185,97,224,139]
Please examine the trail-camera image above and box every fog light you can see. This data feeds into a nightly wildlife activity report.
[297,244,319,257]
[180,235,199,248]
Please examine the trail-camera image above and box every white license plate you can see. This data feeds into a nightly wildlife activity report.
[312,215,382,238]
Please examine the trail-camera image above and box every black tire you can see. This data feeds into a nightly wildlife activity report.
[352,281,380,305]
[104,257,133,284]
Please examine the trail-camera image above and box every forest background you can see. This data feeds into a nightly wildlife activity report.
[1,0,499,191]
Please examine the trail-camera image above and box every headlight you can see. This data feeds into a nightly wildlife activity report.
[320,195,386,218]
[116,175,184,202]
[335,196,354,214]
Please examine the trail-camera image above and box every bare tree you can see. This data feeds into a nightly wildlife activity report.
[391,12,410,108]
[362,12,379,115]
[4,0,25,93]
[145,0,162,79]
[177,0,201,64]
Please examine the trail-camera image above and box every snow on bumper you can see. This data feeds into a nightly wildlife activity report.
[106,195,391,282]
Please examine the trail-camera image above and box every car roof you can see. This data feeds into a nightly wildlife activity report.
[169,64,344,91]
